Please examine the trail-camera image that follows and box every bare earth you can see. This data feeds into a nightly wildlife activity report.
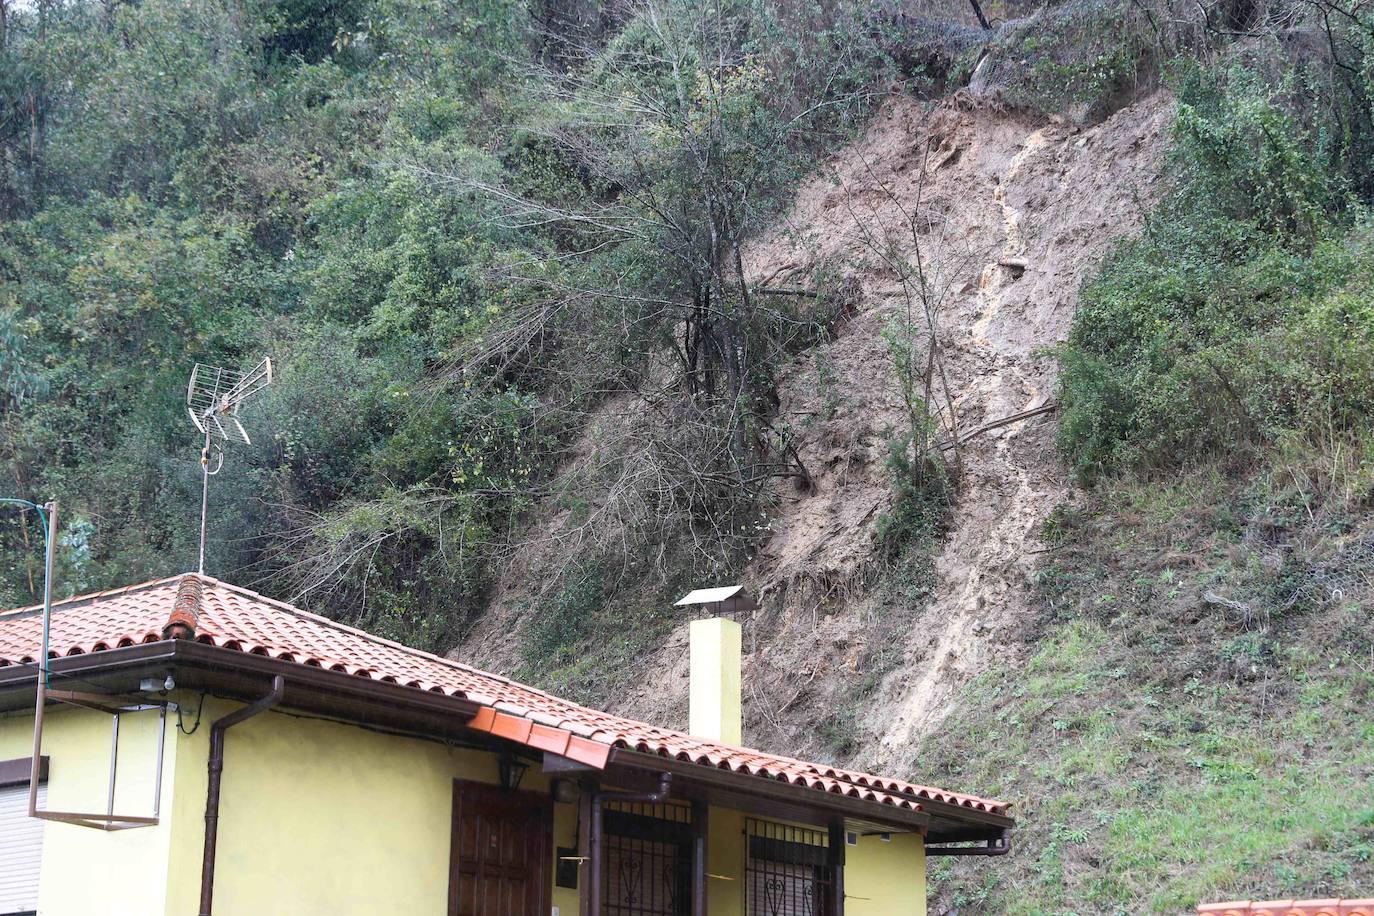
[454,89,1175,774]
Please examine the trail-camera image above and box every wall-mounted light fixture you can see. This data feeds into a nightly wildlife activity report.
[498,752,529,792]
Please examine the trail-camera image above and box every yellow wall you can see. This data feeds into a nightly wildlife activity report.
[706,807,926,916]
[845,831,927,916]
[2,696,578,916]
[163,695,581,916]
[0,703,180,916]
[2,699,929,916]
[705,805,746,916]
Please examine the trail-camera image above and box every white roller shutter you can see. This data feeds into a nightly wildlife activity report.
[0,781,44,915]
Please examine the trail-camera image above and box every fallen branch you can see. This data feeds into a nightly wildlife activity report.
[754,286,822,298]
[936,402,1058,451]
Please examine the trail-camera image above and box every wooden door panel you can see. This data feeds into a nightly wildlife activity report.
[449,781,551,916]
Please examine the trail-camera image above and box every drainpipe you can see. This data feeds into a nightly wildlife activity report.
[200,676,285,916]
[690,800,707,916]
[589,771,673,916]
[925,828,1012,857]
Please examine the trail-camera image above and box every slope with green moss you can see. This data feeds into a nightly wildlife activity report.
[920,466,1374,913]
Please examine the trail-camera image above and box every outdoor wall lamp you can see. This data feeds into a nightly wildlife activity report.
[498,752,529,792]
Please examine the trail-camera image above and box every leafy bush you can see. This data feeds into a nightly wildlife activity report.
[1058,61,1374,480]
[875,436,955,560]
[522,561,607,670]
[980,0,1204,121]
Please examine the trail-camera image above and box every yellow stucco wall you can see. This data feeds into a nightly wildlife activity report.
[845,831,927,916]
[3,697,929,916]
[0,703,180,916]
[705,805,746,916]
[705,807,926,916]
[2,696,578,916]
[163,695,581,916]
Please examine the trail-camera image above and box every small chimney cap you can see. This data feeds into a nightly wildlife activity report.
[674,585,758,614]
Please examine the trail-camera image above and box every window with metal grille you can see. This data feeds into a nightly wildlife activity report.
[745,819,835,916]
[602,800,693,916]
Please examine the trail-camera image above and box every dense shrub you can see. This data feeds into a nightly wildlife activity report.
[975,0,1204,121]
[1058,61,1374,480]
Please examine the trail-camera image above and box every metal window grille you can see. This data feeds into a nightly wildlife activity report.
[602,800,694,916]
[745,819,835,916]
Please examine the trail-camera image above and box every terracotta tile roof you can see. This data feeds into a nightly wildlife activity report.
[0,574,1010,820]
[1199,902,1374,916]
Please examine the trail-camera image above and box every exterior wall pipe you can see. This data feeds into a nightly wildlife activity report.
[12,498,55,820]
[925,828,1012,856]
[690,800,707,916]
[589,771,672,916]
[200,675,285,916]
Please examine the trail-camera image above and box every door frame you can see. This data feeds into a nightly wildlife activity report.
[448,778,553,916]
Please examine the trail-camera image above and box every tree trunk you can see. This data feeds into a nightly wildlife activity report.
[968,0,992,29]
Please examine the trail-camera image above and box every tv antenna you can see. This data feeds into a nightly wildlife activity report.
[185,358,272,574]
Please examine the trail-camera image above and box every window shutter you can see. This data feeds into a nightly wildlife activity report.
[0,781,45,915]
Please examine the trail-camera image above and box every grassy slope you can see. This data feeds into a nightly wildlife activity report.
[915,465,1374,914]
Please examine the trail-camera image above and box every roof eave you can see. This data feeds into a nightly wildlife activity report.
[0,643,1008,841]
[607,747,926,831]
[607,747,1010,841]
[0,641,485,741]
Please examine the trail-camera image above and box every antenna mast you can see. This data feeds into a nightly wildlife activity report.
[185,358,273,574]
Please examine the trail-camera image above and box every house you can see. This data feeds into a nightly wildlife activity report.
[0,574,1012,915]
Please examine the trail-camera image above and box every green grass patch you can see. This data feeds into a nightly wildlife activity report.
[916,467,1374,914]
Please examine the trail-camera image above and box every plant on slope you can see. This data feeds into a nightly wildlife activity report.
[1058,60,1374,482]
[417,0,892,571]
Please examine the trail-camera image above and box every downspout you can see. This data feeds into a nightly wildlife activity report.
[690,801,707,916]
[925,828,1012,857]
[589,771,673,916]
[199,675,285,916]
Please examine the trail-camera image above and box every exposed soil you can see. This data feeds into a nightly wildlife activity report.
[454,88,1176,775]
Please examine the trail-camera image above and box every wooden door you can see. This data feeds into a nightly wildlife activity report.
[449,780,551,916]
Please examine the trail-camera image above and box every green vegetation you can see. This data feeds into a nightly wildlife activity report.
[989,0,1189,118]
[1059,58,1374,480]
[0,0,894,650]
[0,0,551,646]
[922,470,1374,913]
[922,16,1374,913]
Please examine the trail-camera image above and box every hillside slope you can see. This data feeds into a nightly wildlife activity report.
[455,70,1374,914]
[456,87,1174,759]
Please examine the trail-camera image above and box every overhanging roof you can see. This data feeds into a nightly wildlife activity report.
[0,574,1012,838]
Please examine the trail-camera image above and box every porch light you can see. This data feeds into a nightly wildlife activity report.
[498,752,529,792]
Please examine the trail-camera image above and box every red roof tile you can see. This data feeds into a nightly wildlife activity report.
[1199,901,1374,916]
[0,574,1010,818]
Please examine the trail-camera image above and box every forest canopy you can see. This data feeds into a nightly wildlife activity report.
[0,0,896,647]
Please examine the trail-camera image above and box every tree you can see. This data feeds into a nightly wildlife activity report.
[439,0,889,550]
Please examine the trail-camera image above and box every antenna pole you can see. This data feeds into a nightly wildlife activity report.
[29,500,54,820]
[41,501,55,686]
[186,356,272,575]
[199,429,210,576]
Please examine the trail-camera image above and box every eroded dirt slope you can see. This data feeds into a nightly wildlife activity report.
[455,90,1175,774]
